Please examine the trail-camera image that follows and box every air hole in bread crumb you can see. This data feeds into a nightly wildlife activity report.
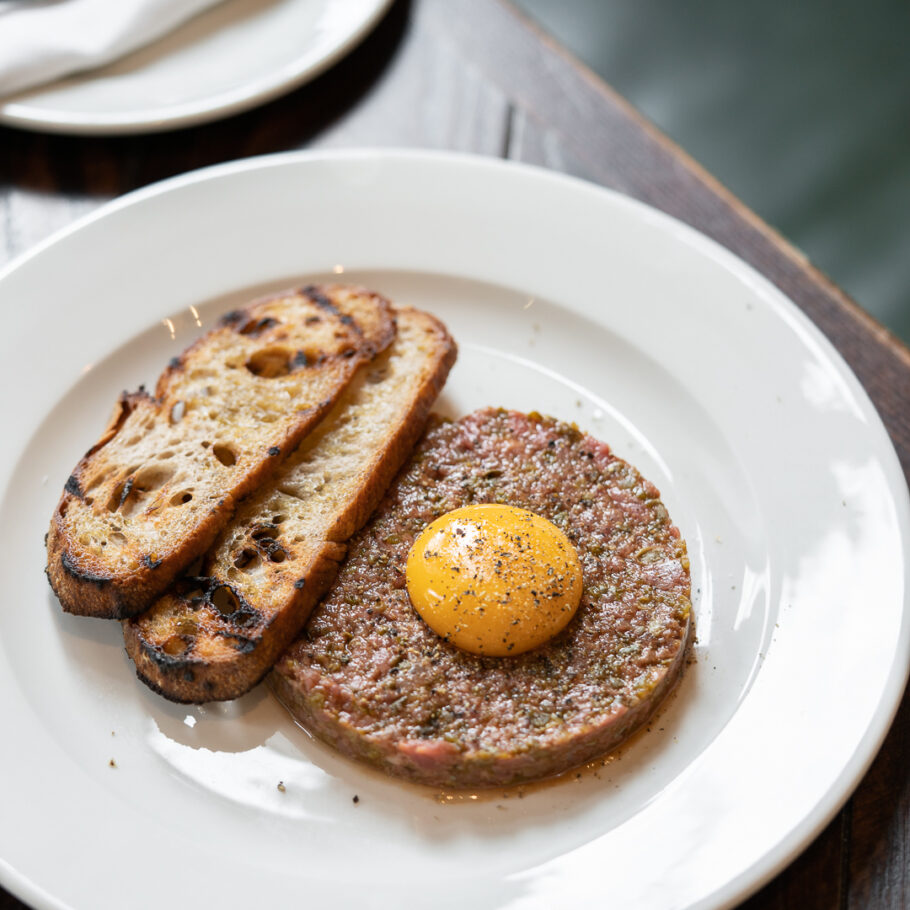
[83,473,107,494]
[133,464,174,491]
[269,550,286,564]
[246,346,293,378]
[301,346,325,367]
[170,401,185,424]
[107,479,130,512]
[176,617,198,636]
[213,445,236,467]
[233,548,260,571]
[211,585,240,617]
[171,491,193,506]
[271,515,287,525]
[162,636,190,656]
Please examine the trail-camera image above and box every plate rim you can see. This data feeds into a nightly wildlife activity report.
[0,0,395,135]
[1,148,908,910]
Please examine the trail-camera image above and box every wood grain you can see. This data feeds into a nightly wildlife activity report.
[847,689,910,908]
[0,0,511,264]
[0,0,907,908]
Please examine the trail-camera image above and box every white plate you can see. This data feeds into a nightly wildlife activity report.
[0,151,908,910]
[0,0,393,134]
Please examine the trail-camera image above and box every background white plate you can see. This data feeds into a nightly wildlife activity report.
[0,0,393,134]
[0,151,907,910]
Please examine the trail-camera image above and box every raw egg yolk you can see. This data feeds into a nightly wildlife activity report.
[405,504,583,656]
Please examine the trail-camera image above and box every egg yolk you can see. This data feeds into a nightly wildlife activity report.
[405,504,583,656]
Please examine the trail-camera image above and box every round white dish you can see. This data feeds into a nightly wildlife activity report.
[0,151,907,910]
[0,0,393,134]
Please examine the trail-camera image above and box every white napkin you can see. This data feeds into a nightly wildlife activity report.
[0,0,227,97]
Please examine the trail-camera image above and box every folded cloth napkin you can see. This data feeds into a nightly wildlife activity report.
[0,0,227,97]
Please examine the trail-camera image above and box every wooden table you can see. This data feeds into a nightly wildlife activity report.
[1,1,907,907]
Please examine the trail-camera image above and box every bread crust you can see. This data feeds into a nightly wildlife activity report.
[123,308,457,702]
[47,286,395,619]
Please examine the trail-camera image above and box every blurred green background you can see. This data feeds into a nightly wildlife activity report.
[513,0,910,344]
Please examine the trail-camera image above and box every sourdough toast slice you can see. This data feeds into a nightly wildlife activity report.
[47,286,395,619]
[123,308,456,702]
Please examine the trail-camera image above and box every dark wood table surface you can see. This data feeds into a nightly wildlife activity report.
[1,1,907,907]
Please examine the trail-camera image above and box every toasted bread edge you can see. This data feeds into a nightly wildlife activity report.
[123,308,457,702]
[46,286,395,619]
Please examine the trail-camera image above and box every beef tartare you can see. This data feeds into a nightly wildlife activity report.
[271,408,692,788]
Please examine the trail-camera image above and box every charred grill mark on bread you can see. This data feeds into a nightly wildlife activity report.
[300,285,341,315]
[299,285,395,356]
[134,575,264,674]
[238,316,279,337]
[217,309,246,327]
[46,286,396,620]
[123,308,456,703]
[214,632,257,653]
[60,551,109,586]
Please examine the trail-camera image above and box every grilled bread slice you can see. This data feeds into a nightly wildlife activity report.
[123,308,456,703]
[47,286,395,619]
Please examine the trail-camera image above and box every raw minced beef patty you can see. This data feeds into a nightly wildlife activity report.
[271,408,692,788]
